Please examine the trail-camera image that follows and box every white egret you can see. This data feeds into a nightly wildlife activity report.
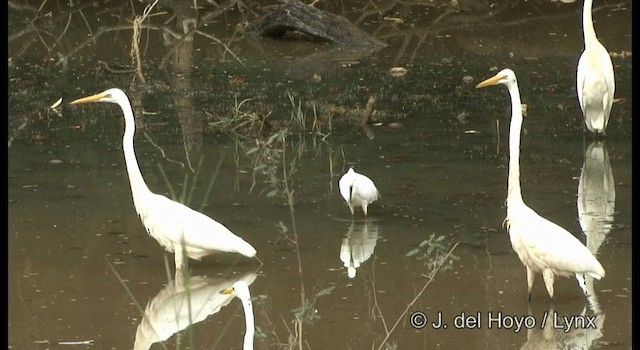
[70,88,257,270]
[338,167,380,216]
[577,141,615,256]
[221,280,255,350]
[476,69,605,300]
[520,306,604,350]
[577,0,615,135]
[339,220,380,278]
[133,272,258,350]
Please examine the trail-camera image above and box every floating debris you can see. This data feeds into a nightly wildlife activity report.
[456,111,469,125]
[50,98,63,109]
[389,67,408,77]
[610,50,632,59]
[57,340,94,345]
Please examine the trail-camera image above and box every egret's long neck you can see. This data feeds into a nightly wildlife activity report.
[241,298,255,350]
[507,82,524,206]
[119,99,151,212]
[583,0,598,47]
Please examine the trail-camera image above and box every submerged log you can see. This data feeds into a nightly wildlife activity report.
[247,1,387,47]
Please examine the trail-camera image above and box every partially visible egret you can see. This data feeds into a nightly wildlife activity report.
[339,220,380,278]
[133,272,258,350]
[476,69,605,300]
[577,0,615,135]
[338,167,380,217]
[519,305,604,350]
[221,280,255,350]
[70,88,257,271]
[578,141,615,256]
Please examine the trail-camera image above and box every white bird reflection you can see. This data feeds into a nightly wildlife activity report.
[133,271,258,350]
[520,283,604,350]
[339,220,380,278]
[577,141,615,257]
[519,304,605,350]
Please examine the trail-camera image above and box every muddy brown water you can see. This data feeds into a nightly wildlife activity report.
[9,1,631,349]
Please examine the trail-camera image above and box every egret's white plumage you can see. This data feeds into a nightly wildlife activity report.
[476,69,605,300]
[71,88,257,270]
[339,220,380,278]
[221,280,255,350]
[578,141,615,256]
[338,167,380,216]
[577,0,615,135]
[133,272,257,350]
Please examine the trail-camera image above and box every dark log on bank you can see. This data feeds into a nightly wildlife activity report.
[247,1,387,47]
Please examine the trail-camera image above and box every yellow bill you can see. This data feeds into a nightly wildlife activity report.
[70,92,107,105]
[475,74,503,89]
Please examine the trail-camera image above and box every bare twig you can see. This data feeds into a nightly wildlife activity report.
[63,23,171,60]
[78,8,93,34]
[51,13,73,50]
[195,30,244,65]
[143,131,186,168]
[369,259,389,334]
[375,242,460,350]
[131,0,158,83]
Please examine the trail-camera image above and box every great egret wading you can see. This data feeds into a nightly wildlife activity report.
[70,88,257,270]
[476,69,605,300]
[577,0,615,135]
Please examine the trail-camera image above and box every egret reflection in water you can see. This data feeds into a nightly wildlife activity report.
[520,263,605,350]
[339,220,380,278]
[519,302,605,350]
[133,271,258,350]
[577,141,615,256]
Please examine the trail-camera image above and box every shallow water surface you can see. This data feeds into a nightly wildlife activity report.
[9,1,631,349]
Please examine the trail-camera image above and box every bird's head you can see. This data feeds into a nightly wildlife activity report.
[70,88,127,105]
[476,68,517,89]
[221,280,252,301]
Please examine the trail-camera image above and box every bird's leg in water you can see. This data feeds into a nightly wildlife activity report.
[542,269,556,299]
[174,246,185,271]
[526,267,535,302]
[174,268,185,288]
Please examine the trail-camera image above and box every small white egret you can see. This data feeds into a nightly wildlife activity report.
[338,167,380,216]
[70,88,257,270]
[577,0,615,135]
[339,220,380,278]
[221,280,255,350]
[476,69,605,300]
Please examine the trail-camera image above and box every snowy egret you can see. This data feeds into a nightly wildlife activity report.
[476,69,605,300]
[338,167,380,216]
[577,0,615,135]
[221,280,255,350]
[70,88,257,271]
